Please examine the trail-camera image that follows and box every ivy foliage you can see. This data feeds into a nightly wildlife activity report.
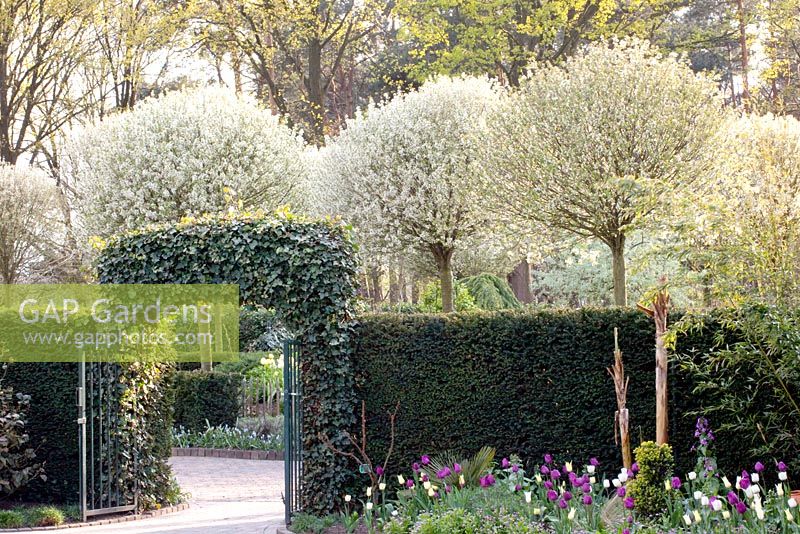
[96,210,359,514]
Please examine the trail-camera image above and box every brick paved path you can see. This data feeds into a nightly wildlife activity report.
[78,457,286,534]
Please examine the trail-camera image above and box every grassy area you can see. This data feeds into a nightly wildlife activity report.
[0,504,79,528]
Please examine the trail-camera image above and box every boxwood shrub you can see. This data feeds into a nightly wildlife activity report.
[352,309,748,479]
[171,371,242,432]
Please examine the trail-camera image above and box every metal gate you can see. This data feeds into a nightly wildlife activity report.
[283,339,303,525]
[77,358,137,522]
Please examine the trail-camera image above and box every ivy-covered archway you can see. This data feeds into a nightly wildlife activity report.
[96,211,359,513]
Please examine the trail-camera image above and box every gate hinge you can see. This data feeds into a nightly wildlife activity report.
[76,417,87,425]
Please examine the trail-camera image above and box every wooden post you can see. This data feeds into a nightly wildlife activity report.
[608,328,632,469]
[653,286,670,445]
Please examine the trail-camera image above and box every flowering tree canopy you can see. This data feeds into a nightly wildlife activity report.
[316,76,500,312]
[686,114,800,306]
[484,39,724,306]
[65,87,307,239]
[0,165,60,283]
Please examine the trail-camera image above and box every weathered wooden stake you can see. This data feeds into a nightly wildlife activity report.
[608,327,632,469]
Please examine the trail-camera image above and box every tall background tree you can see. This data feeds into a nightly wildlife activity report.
[484,40,724,306]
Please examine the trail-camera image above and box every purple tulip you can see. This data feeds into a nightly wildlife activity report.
[754,461,764,473]
[551,469,561,480]
[590,458,599,467]
[582,482,592,493]
[631,463,639,475]
[558,498,568,509]
[540,465,550,476]
[563,491,573,501]
[479,474,495,488]
[502,458,510,469]
[740,471,751,489]
[727,491,739,505]
[544,481,554,490]
[736,501,747,514]
[671,477,681,490]
[406,479,414,488]
[547,489,558,501]
[544,454,553,464]
[569,472,579,486]
[624,497,635,510]
[453,463,462,474]
[433,491,439,498]
[375,465,384,476]
[445,485,452,493]
[514,484,522,492]
[421,455,430,465]
[512,464,519,473]
[623,530,630,534]
[412,462,420,472]
[583,494,593,505]
[437,467,451,479]
[617,487,626,498]
[708,496,717,510]
[421,474,429,482]
[777,461,787,472]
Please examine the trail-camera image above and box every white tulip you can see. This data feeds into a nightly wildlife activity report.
[427,487,435,497]
[392,510,398,517]
[701,495,709,506]
[524,491,532,503]
[397,475,405,485]
[379,483,386,491]
[722,476,731,488]
[780,471,788,481]
[789,498,798,508]
[612,478,621,488]
[533,508,542,515]
[366,502,373,510]
[722,510,731,519]
[683,514,692,526]
[752,473,760,483]
[344,495,351,502]
[366,487,372,497]
[423,481,431,490]
[787,509,794,522]
[694,490,703,500]
[619,472,629,483]
[587,465,596,474]
[777,484,784,496]
[535,474,542,484]
[568,508,576,520]
[565,462,573,473]
[688,471,697,480]
[590,477,596,484]
[693,510,702,522]
[712,499,722,511]
[603,479,611,488]
[756,507,765,520]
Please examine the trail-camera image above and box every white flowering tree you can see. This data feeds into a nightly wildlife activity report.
[0,165,60,283]
[485,40,724,306]
[64,87,307,239]
[684,114,800,306]
[316,76,500,312]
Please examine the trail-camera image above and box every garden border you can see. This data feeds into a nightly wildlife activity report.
[170,447,283,460]
[0,503,189,532]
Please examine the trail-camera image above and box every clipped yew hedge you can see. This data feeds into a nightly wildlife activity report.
[171,371,242,432]
[352,309,748,478]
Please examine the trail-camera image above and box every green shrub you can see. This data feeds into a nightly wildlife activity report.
[462,273,521,310]
[0,510,24,528]
[412,509,481,534]
[419,280,476,312]
[352,309,747,480]
[28,505,65,527]
[171,371,241,433]
[628,441,674,517]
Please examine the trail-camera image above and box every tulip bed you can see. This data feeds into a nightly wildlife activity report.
[290,419,799,534]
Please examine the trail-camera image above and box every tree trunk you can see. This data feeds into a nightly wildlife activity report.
[307,38,325,145]
[735,0,751,112]
[610,235,627,306]
[368,265,383,307]
[388,268,400,305]
[653,285,670,445]
[431,245,455,312]
[507,260,533,303]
